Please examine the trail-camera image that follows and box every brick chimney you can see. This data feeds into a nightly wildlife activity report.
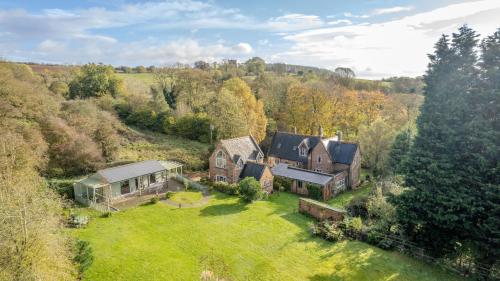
[293,127,297,134]
[336,131,343,142]
[319,126,324,139]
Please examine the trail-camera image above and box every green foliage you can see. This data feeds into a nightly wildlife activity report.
[165,191,174,199]
[273,176,292,192]
[245,57,266,76]
[346,195,369,218]
[47,178,75,199]
[238,177,263,202]
[310,221,345,242]
[391,26,500,271]
[172,114,213,143]
[387,130,412,175]
[69,64,123,99]
[49,81,69,96]
[306,183,323,201]
[212,182,239,195]
[69,214,89,228]
[150,196,160,204]
[74,240,94,275]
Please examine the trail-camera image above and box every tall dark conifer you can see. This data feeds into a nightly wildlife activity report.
[391,26,499,271]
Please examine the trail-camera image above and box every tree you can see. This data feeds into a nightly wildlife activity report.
[49,81,69,97]
[153,67,178,109]
[387,130,412,175]
[245,57,266,76]
[238,177,263,202]
[358,119,396,177]
[69,63,123,99]
[391,26,499,273]
[333,67,355,88]
[222,78,267,141]
[208,90,248,139]
[194,60,210,70]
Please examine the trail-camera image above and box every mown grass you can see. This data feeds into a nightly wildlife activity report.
[116,73,156,86]
[328,181,373,208]
[170,191,203,204]
[73,193,463,281]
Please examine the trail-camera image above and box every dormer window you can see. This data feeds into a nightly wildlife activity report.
[216,151,226,168]
[299,146,307,157]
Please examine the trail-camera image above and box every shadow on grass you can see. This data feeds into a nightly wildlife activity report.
[199,200,248,216]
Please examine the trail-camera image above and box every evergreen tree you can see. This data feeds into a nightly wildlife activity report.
[391,26,499,273]
[388,129,412,175]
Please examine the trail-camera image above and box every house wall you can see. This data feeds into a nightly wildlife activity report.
[310,143,334,173]
[209,143,239,183]
[350,149,361,189]
[259,167,274,193]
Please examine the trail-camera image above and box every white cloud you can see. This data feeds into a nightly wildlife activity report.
[327,19,352,25]
[232,42,253,54]
[278,0,500,78]
[37,39,66,53]
[267,13,324,31]
[372,6,414,15]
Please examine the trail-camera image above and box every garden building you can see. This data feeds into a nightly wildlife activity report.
[74,160,183,210]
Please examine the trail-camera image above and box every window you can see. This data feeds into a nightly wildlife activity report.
[297,180,303,188]
[120,180,130,195]
[299,146,307,157]
[274,158,280,165]
[335,178,346,191]
[236,159,243,169]
[149,174,156,184]
[215,175,227,182]
[318,156,321,163]
[215,150,226,168]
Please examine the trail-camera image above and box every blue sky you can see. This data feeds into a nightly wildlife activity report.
[1,0,499,78]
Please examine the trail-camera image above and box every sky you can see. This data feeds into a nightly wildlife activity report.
[0,0,499,78]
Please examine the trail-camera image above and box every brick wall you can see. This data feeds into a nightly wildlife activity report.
[299,198,346,221]
[310,143,334,173]
[209,143,239,184]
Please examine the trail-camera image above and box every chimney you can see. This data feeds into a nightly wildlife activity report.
[319,126,324,139]
[293,127,297,134]
[336,131,343,142]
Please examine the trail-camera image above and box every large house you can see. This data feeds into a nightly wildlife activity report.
[208,136,273,192]
[267,130,361,190]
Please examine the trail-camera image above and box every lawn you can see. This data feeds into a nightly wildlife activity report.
[73,193,463,281]
[170,191,203,204]
[328,181,372,208]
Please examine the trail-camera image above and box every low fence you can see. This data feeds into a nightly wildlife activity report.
[172,174,208,192]
[299,198,346,221]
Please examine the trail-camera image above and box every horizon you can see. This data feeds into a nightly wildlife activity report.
[1,0,499,79]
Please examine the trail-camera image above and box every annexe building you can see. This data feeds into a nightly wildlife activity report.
[74,160,183,208]
[272,163,347,200]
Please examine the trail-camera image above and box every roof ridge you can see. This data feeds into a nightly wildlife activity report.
[98,160,157,173]
[275,131,321,139]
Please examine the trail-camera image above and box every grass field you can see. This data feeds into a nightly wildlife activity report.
[73,193,463,281]
[117,72,156,85]
[328,182,372,208]
[170,191,204,204]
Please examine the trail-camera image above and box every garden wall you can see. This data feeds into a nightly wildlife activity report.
[299,198,346,221]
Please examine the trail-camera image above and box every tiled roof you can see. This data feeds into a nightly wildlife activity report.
[97,160,166,183]
[271,164,333,186]
[326,141,358,165]
[267,132,321,163]
[239,162,267,181]
[221,136,263,163]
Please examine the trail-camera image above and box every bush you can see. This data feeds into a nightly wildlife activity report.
[101,211,113,218]
[310,221,345,242]
[238,177,263,202]
[47,178,75,199]
[306,184,322,200]
[68,214,89,228]
[346,195,369,218]
[273,176,292,192]
[165,191,174,199]
[150,195,160,204]
[342,217,363,239]
[74,240,94,276]
[212,182,239,195]
[172,114,213,143]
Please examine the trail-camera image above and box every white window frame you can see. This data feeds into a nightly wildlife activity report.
[215,150,226,169]
[215,175,227,182]
[299,146,307,157]
[335,178,346,190]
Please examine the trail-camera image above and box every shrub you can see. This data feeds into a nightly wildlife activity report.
[165,191,174,199]
[274,176,291,192]
[101,211,113,218]
[47,178,75,199]
[68,214,89,228]
[346,195,369,218]
[172,114,213,143]
[306,184,322,200]
[238,177,263,202]
[150,195,160,204]
[212,182,239,195]
[74,240,94,276]
[342,217,363,239]
[310,221,345,242]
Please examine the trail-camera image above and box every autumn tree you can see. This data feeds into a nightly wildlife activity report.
[69,63,123,99]
[208,90,248,139]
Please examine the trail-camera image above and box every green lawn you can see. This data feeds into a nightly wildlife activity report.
[170,191,203,204]
[328,182,372,208]
[73,193,463,281]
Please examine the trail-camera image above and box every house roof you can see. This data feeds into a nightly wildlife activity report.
[220,136,263,163]
[326,141,358,165]
[240,162,267,181]
[267,132,321,163]
[271,164,334,186]
[97,160,166,183]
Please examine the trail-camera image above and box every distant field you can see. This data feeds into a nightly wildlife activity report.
[116,73,156,86]
[73,193,464,281]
